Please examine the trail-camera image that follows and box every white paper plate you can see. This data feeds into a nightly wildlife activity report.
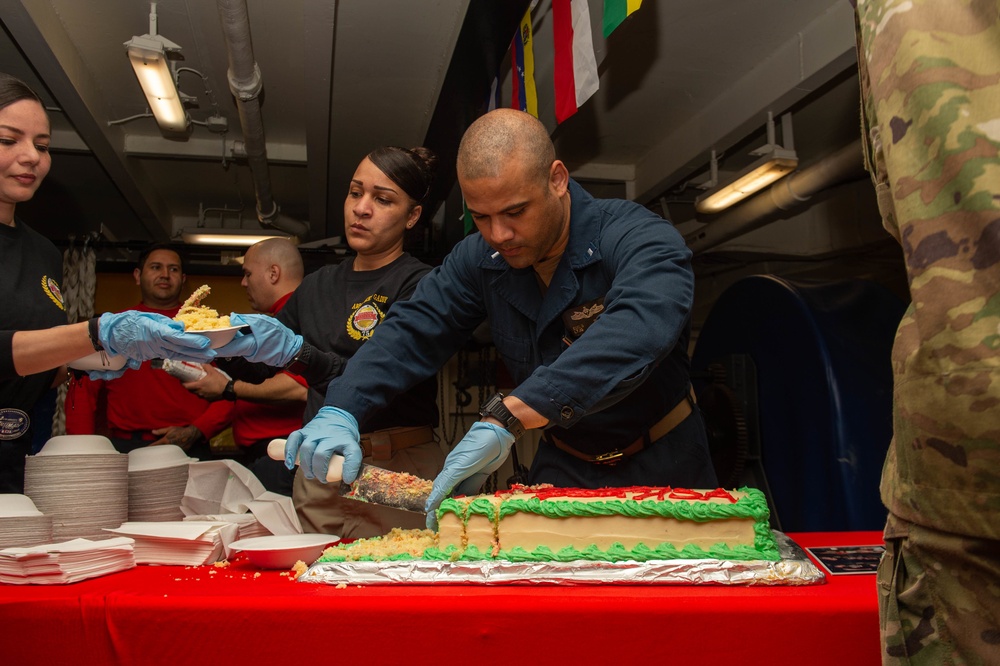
[189,325,243,349]
[68,352,127,372]
[230,534,339,569]
[0,494,43,517]
[36,435,118,456]
[128,444,194,472]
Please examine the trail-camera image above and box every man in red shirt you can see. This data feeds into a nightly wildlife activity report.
[183,238,306,493]
[66,244,230,457]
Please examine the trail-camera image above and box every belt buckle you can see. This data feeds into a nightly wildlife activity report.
[593,450,624,465]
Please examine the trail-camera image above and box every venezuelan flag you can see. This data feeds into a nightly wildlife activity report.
[603,0,642,38]
[510,8,538,118]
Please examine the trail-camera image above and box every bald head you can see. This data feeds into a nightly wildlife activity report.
[457,109,555,185]
[241,238,304,312]
[249,238,304,281]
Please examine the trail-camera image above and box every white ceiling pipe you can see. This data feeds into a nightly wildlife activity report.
[685,139,865,255]
[216,0,309,237]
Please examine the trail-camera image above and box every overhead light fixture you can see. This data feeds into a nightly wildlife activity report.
[180,228,296,247]
[695,113,798,215]
[124,4,189,133]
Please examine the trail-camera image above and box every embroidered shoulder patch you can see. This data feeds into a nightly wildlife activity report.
[0,408,30,440]
[42,276,65,311]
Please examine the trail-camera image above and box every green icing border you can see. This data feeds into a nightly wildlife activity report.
[320,487,780,563]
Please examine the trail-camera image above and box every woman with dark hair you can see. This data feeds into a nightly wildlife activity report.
[216,146,445,538]
[0,72,222,492]
[0,71,65,493]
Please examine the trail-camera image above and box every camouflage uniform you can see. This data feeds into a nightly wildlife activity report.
[855,0,1000,663]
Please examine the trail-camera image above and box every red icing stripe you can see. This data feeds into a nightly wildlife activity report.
[498,484,737,504]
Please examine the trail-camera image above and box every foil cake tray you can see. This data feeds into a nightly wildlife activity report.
[299,531,825,586]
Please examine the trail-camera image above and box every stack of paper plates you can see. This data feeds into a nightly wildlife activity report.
[0,494,53,548]
[127,446,194,521]
[24,436,128,540]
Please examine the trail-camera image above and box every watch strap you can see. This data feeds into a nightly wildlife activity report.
[479,392,525,439]
[283,343,311,376]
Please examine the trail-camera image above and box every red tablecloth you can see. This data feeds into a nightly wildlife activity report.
[0,531,883,666]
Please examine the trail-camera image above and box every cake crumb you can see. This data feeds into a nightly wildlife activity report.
[290,560,309,579]
[335,582,348,589]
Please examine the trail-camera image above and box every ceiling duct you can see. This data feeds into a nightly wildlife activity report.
[684,139,865,255]
[216,0,309,238]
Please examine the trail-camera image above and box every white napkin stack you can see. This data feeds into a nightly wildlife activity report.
[182,512,271,540]
[0,537,136,585]
[104,521,239,566]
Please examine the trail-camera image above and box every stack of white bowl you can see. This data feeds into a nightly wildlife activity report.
[127,445,193,521]
[23,435,128,540]
[0,494,53,548]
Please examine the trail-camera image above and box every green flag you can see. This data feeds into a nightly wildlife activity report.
[603,0,642,38]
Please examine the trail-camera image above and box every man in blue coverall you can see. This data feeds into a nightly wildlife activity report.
[226,108,716,522]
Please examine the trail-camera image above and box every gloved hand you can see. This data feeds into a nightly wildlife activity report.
[99,311,215,365]
[284,406,362,484]
[213,313,302,367]
[424,422,515,528]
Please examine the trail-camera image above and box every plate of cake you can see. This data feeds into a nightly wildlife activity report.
[172,284,246,348]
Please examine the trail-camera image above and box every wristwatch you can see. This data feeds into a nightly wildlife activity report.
[283,343,311,376]
[222,379,238,401]
[479,392,525,439]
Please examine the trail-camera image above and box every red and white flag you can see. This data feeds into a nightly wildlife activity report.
[553,0,600,124]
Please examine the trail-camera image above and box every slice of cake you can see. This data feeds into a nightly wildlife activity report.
[318,485,779,564]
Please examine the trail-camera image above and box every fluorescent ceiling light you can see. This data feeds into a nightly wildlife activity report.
[124,33,188,133]
[180,228,296,247]
[695,147,798,215]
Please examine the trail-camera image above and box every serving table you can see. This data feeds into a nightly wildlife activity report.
[0,531,882,666]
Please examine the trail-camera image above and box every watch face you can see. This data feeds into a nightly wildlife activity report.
[480,393,523,438]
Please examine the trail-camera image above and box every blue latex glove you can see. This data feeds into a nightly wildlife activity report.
[213,313,302,367]
[424,422,515,528]
[99,311,215,365]
[284,406,362,484]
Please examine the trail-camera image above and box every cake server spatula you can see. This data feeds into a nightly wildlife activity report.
[267,439,431,514]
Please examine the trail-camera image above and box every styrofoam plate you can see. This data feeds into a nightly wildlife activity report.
[189,325,243,349]
[68,352,127,372]
[36,435,117,456]
[128,445,195,472]
[230,534,339,569]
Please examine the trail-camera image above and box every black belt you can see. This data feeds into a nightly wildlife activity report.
[548,389,696,465]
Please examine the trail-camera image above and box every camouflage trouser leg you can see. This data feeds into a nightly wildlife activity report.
[856,0,1000,663]
[878,515,1000,665]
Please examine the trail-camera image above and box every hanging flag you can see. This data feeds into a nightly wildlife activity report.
[553,0,600,124]
[602,0,642,38]
[510,8,538,117]
[487,75,501,113]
